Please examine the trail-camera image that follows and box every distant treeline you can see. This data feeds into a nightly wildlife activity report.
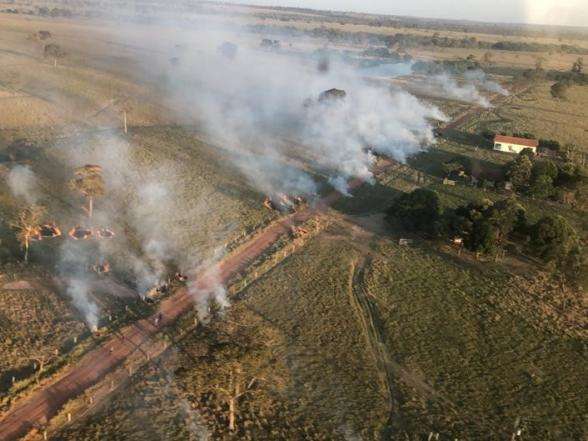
[249,7,588,42]
[246,24,588,56]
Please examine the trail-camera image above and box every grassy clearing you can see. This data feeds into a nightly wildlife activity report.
[240,231,388,438]
[363,241,587,439]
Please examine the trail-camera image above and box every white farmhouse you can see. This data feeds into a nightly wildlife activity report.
[493,135,538,154]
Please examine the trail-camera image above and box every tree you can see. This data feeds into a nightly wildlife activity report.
[556,162,583,188]
[482,51,493,65]
[10,205,45,262]
[487,198,527,243]
[550,81,568,99]
[532,160,558,181]
[69,165,105,219]
[386,188,442,235]
[530,215,581,270]
[191,309,288,435]
[448,198,527,254]
[571,57,584,74]
[529,174,554,199]
[506,154,533,191]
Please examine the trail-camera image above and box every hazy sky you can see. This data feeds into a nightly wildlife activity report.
[224,0,587,27]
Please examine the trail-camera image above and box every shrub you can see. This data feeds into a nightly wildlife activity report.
[550,81,569,99]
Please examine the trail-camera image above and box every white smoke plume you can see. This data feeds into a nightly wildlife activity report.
[58,240,100,330]
[133,22,448,195]
[188,249,229,322]
[7,165,39,205]
[464,70,510,96]
[430,73,491,108]
[65,278,99,331]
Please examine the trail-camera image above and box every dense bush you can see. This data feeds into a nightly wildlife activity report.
[386,188,442,235]
[530,215,582,271]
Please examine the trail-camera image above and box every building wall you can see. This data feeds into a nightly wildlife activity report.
[493,142,536,154]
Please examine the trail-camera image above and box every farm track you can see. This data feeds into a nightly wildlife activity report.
[348,256,401,437]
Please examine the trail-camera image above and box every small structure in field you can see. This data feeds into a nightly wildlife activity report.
[443,178,456,186]
[398,238,413,246]
[451,237,463,246]
[503,181,513,191]
[493,135,538,155]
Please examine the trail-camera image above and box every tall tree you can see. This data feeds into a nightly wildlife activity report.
[10,205,45,262]
[506,154,533,191]
[69,164,105,219]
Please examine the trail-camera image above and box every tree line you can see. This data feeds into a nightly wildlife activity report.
[386,188,583,279]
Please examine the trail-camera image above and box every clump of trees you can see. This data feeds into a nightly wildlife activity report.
[386,189,583,275]
[504,152,585,200]
[530,215,582,272]
[445,198,527,254]
[385,188,441,236]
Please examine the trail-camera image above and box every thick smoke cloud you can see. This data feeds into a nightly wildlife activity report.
[147,24,446,195]
[7,165,39,205]
[52,10,453,319]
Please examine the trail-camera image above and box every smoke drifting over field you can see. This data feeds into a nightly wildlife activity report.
[464,70,510,96]
[430,73,492,108]
[140,23,447,196]
[58,241,100,329]
[7,165,39,205]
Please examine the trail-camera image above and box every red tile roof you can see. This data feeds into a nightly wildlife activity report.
[494,135,538,148]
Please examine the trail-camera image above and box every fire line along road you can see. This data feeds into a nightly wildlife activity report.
[0,162,382,441]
